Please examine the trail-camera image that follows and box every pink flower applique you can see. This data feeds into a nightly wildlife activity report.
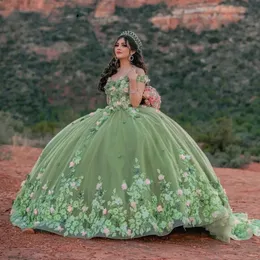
[183,172,188,177]
[189,217,195,223]
[130,202,137,209]
[69,161,75,168]
[158,174,164,181]
[186,201,191,207]
[96,183,102,190]
[180,154,186,160]
[57,226,64,232]
[81,231,87,236]
[33,209,38,215]
[177,189,183,196]
[127,229,132,236]
[82,206,88,212]
[212,211,218,218]
[103,228,110,236]
[67,205,73,213]
[145,179,151,185]
[121,183,127,190]
[71,182,76,188]
[103,208,108,215]
[157,205,163,212]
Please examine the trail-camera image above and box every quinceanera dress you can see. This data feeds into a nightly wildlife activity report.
[10,74,260,242]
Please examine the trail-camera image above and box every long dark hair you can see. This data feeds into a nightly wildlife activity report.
[98,35,147,92]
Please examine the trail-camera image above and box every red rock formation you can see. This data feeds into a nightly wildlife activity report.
[0,0,95,16]
[0,0,247,33]
[94,0,116,18]
[116,0,162,8]
[115,0,223,8]
[150,5,247,33]
[165,0,223,7]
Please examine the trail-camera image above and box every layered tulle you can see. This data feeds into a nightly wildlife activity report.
[10,106,260,242]
[10,75,260,242]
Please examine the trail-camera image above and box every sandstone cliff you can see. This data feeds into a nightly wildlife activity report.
[0,0,247,32]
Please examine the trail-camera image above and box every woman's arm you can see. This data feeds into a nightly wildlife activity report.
[128,68,146,108]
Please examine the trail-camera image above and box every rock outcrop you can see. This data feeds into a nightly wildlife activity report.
[0,0,95,16]
[150,5,247,33]
[0,0,247,33]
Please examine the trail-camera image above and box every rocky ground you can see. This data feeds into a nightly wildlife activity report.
[0,145,259,260]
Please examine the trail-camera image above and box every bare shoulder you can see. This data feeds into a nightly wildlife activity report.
[134,67,145,75]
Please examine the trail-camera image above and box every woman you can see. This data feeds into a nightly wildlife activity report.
[10,31,260,242]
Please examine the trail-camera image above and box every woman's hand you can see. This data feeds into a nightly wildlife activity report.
[127,68,138,81]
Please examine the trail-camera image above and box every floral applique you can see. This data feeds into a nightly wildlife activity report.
[10,148,252,240]
[136,74,150,84]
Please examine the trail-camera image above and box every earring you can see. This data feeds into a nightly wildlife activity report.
[129,55,134,62]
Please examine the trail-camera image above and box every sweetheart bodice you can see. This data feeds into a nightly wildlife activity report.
[104,74,150,110]
[104,76,131,109]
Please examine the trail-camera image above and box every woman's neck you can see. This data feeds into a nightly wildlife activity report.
[119,58,132,70]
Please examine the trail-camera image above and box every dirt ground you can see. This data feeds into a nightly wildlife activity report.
[0,146,259,260]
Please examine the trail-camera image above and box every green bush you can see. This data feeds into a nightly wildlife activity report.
[30,121,58,137]
[207,145,251,168]
[0,111,24,145]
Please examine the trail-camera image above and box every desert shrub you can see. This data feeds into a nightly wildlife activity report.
[0,111,24,145]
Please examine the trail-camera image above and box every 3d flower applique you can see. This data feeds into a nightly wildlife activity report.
[157,205,163,212]
[82,206,88,212]
[56,225,64,232]
[145,179,151,185]
[69,161,75,168]
[96,183,102,190]
[67,205,73,213]
[81,231,87,236]
[130,201,137,209]
[103,228,110,236]
[177,189,183,196]
[180,154,186,160]
[121,183,127,190]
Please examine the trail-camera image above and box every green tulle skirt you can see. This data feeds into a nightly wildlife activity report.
[10,106,260,242]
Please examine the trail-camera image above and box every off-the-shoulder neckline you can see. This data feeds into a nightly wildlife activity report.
[108,74,148,83]
[108,75,128,83]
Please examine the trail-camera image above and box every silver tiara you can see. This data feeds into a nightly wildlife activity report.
[119,31,143,53]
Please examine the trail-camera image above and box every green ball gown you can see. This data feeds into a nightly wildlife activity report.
[10,74,260,242]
